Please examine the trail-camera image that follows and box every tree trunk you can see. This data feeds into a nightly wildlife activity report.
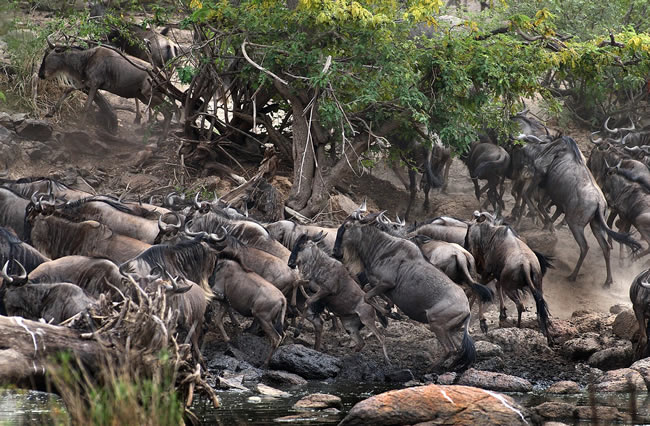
[0,316,113,389]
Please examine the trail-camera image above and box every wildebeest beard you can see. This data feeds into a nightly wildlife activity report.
[288,233,309,268]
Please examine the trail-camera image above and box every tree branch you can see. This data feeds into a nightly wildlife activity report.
[241,40,289,85]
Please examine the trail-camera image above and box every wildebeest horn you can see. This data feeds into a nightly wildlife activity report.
[158,212,182,233]
[1,260,28,285]
[604,116,634,134]
[360,199,367,212]
[194,193,202,209]
[378,212,390,224]
[524,135,544,144]
[46,34,56,49]
[164,192,176,207]
[624,146,641,154]
[163,271,192,294]
[604,159,612,169]
[207,226,228,243]
[311,230,326,243]
[589,132,602,145]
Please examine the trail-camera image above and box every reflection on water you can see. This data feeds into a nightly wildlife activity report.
[0,389,67,425]
[3,384,650,425]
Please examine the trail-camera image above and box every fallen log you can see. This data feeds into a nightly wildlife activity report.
[0,315,113,389]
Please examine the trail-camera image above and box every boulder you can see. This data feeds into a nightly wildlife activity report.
[262,370,307,386]
[270,344,341,379]
[475,341,504,359]
[256,383,291,398]
[562,336,601,360]
[533,401,575,419]
[0,125,12,143]
[339,384,529,425]
[293,393,342,411]
[612,310,639,341]
[457,368,533,393]
[594,368,647,392]
[486,327,550,353]
[630,357,650,387]
[570,311,610,334]
[609,304,628,315]
[21,141,52,161]
[336,354,385,383]
[385,368,414,383]
[587,344,633,370]
[15,119,52,141]
[548,319,579,344]
[0,112,13,129]
[330,194,359,216]
[573,406,626,421]
[546,380,581,394]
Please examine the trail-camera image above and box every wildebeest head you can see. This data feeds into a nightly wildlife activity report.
[38,37,85,80]
[288,231,326,269]
[333,201,390,260]
[153,212,183,244]
[0,259,28,286]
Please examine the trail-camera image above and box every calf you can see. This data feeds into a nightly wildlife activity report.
[288,233,389,363]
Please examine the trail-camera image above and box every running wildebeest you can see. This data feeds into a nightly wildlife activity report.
[461,142,510,216]
[266,220,338,254]
[630,268,650,360]
[531,136,641,287]
[107,24,180,68]
[408,216,469,246]
[211,252,287,367]
[333,208,478,370]
[465,211,554,344]
[288,232,390,362]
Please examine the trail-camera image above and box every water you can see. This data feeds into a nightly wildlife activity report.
[4,385,650,424]
[0,389,67,425]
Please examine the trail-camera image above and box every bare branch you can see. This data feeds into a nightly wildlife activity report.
[241,40,289,85]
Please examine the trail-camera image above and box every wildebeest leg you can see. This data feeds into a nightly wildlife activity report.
[405,168,417,221]
[441,158,452,194]
[422,178,431,212]
[567,222,589,282]
[497,282,507,325]
[306,310,324,351]
[356,304,390,364]
[134,99,142,124]
[258,317,283,367]
[472,177,482,202]
[589,219,613,287]
[469,293,488,334]
[363,280,396,306]
[633,307,648,360]
[81,84,98,124]
[341,316,365,352]
[46,87,76,117]
[606,210,617,248]
[214,302,231,343]
[507,291,525,328]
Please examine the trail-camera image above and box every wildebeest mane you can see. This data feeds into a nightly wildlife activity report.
[613,167,650,193]
[560,136,584,165]
[215,250,253,273]
[0,226,48,274]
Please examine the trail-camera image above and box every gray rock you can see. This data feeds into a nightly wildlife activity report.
[562,336,601,360]
[630,357,650,387]
[475,341,503,359]
[293,393,342,411]
[15,119,52,141]
[573,406,626,421]
[262,370,307,386]
[612,310,639,341]
[546,380,581,394]
[0,112,13,129]
[21,141,52,161]
[474,356,506,371]
[256,383,291,398]
[587,344,633,370]
[533,401,575,419]
[594,368,647,392]
[385,369,414,383]
[336,354,385,383]
[609,304,627,315]
[570,311,610,334]
[436,372,457,385]
[0,125,12,143]
[270,344,341,379]
[457,368,533,392]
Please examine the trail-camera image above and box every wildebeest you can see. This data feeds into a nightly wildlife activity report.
[387,131,451,220]
[465,211,554,344]
[0,177,91,201]
[38,40,172,129]
[630,268,650,360]
[107,24,180,68]
[188,211,291,260]
[333,209,476,370]
[211,253,287,366]
[26,213,151,263]
[532,136,641,287]
[0,188,31,239]
[288,232,390,362]
[266,220,338,254]
[29,255,129,300]
[0,260,96,324]
[408,216,468,245]
[0,227,49,274]
[461,142,510,216]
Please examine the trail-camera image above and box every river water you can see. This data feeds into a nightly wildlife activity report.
[3,385,650,425]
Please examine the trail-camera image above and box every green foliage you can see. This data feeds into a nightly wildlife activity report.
[48,351,184,426]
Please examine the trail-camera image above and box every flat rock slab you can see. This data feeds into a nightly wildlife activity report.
[339,384,529,425]
[475,340,504,359]
[293,393,342,410]
[262,370,307,386]
[457,368,533,393]
[587,344,633,370]
[630,357,650,387]
[486,327,550,353]
[546,380,581,394]
[256,383,291,398]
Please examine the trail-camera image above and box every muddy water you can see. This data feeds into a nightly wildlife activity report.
[4,386,650,424]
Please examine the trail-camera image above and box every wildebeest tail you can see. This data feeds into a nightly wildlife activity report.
[449,315,476,371]
[275,300,287,337]
[532,288,551,338]
[424,147,444,188]
[596,207,642,253]
[470,282,494,303]
[533,250,554,276]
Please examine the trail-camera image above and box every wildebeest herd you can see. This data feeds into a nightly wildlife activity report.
[16,26,650,370]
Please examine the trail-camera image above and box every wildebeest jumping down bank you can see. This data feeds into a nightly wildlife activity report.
[333,207,477,370]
